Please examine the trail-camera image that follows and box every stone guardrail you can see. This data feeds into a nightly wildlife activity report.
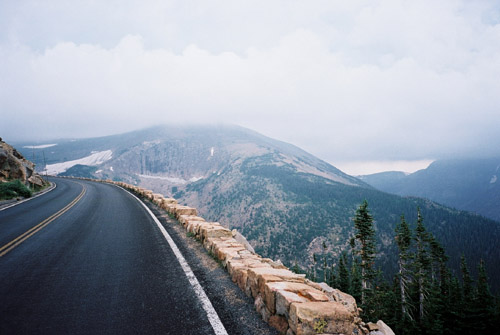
[76,177,394,335]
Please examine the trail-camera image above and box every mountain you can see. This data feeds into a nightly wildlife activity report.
[15,125,500,289]
[360,158,500,222]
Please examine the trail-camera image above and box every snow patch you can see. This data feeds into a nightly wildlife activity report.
[23,144,57,149]
[95,170,103,174]
[110,166,114,171]
[210,147,214,157]
[44,150,113,175]
[138,174,203,184]
[490,175,497,184]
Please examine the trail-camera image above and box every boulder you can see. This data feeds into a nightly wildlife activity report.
[376,320,395,335]
[0,140,47,189]
[232,229,255,253]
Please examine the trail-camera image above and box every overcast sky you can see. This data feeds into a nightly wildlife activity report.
[1,1,499,174]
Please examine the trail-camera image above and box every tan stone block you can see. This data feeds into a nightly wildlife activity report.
[173,206,198,218]
[144,190,154,200]
[276,290,309,318]
[217,246,247,263]
[288,301,354,335]
[247,268,306,299]
[211,238,244,256]
[226,258,271,294]
[200,223,232,241]
[264,282,328,315]
[231,267,249,291]
[164,203,177,214]
[186,220,205,235]
[254,294,271,323]
[178,214,205,226]
[162,197,177,205]
[310,282,359,316]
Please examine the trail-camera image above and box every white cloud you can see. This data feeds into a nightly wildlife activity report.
[1,0,500,170]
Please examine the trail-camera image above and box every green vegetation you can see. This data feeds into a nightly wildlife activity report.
[0,180,32,200]
[321,202,500,335]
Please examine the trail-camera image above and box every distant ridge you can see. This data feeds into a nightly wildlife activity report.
[360,157,500,222]
[16,125,500,290]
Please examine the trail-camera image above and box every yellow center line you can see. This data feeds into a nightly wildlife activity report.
[0,185,86,257]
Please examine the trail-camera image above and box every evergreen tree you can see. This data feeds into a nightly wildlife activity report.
[395,214,413,320]
[350,259,362,303]
[460,255,473,301]
[460,255,474,335]
[429,234,447,283]
[353,200,376,306]
[328,263,337,288]
[414,208,431,323]
[473,259,495,333]
[338,251,350,293]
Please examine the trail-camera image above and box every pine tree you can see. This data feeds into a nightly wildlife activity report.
[350,259,362,303]
[429,234,447,283]
[473,259,495,333]
[353,200,376,306]
[395,214,413,320]
[338,251,350,293]
[414,208,431,323]
[328,263,337,288]
[460,255,473,301]
[460,255,474,335]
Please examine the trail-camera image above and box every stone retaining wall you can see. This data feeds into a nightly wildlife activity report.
[82,178,394,335]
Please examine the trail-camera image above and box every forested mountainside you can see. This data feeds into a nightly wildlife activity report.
[16,125,500,291]
[360,158,500,222]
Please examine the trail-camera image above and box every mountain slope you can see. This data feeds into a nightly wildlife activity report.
[360,158,500,222]
[15,125,500,289]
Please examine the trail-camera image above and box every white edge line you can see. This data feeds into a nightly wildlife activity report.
[119,186,229,335]
[0,182,57,212]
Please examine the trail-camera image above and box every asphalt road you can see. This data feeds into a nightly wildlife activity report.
[0,177,275,335]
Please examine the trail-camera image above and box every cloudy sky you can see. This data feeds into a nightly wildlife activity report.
[1,1,499,174]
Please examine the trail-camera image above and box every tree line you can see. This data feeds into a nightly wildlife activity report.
[293,200,500,335]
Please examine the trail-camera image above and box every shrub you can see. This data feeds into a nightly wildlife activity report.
[0,180,33,200]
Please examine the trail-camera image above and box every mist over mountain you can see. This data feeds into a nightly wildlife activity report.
[16,125,500,290]
[360,158,500,222]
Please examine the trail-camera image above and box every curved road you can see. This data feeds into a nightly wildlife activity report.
[0,178,228,334]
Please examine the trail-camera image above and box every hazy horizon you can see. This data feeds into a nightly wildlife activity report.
[2,1,500,174]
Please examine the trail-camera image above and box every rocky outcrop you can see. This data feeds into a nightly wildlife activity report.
[82,178,395,335]
[0,138,46,187]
